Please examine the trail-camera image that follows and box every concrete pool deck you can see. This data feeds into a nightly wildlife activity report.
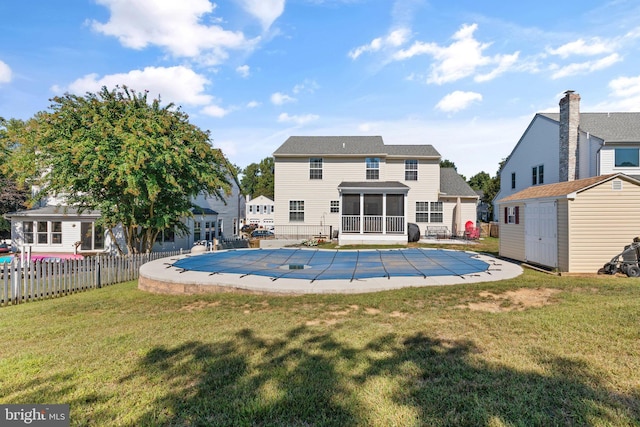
[139,249,523,295]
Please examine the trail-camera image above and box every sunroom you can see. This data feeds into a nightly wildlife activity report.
[338,181,409,245]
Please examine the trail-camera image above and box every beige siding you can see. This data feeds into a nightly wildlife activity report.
[498,203,526,262]
[567,179,640,272]
[556,199,569,271]
[275,156,444,232]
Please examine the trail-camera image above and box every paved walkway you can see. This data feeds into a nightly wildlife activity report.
[139,248,523,295]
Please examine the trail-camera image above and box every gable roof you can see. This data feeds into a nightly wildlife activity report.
[539,112,640,143]
[497,173,640,202]
[439,168,478,198]
[4,205,101,219]
[273,136,440,158]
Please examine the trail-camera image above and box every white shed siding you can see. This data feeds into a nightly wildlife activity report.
[498,203,526,262]
[567,179,640,272]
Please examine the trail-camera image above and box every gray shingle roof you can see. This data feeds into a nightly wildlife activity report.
[539,112,640,143]
[273,136,440,158]
[439,168,478,197]
[4,205,101,218]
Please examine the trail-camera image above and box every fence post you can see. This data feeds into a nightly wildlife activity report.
[96,258,101,288]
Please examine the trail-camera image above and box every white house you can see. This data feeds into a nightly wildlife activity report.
[494,90,640,218]
[246,195,275,229]
[6,179,245,254]
[273,136,477,245]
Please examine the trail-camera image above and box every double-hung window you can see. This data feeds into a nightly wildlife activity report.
[415,201,443,223]
[405,160,418,180]
[416,202,429,222]
[289,201,304,221]
[366,158,379,180]
[532,165,544,185]
[330,200,339,213]
[310,158,323,179]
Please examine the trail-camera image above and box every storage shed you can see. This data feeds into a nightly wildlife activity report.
[497,173,640,273]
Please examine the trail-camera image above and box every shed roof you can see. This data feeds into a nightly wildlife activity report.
[273,136,440,158]
[497,173,640,202]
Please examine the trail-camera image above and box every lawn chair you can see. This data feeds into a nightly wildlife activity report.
[464,221,480,240]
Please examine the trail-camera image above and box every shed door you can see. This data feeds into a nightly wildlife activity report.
[525,201,558,268]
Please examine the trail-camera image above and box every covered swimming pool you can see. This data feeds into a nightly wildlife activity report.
[171,248,490,282]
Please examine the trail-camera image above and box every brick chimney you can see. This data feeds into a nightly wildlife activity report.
[559,90,580,181]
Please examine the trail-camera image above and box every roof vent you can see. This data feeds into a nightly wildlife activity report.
[612,180,623,190]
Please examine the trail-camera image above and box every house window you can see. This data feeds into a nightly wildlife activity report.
[511,172,516,189]
[23,221,34,244]
[615,148,639,167]
[157,228,175,243]
[52,221,62,244]
[217,219,223,237]
[310,158,323,179]
[532,165,544,185]
[416,202,429,222]
[405,160,418,181]
[366,158,379,180]
[289,200,304,222]
[271,205,274,213]
[37,221,48,244]
[415,202,443,223]
[80,222,104,250]
[249,205,253,213]
[194,221,202,241]
[330,200,339,213]
[430,202,443,223]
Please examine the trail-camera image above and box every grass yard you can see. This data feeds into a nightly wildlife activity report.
[1,239,639,426]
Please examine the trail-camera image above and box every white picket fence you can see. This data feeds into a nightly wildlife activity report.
[0,251,186,307]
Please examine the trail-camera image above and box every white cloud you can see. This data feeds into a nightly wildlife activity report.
[237,0,285,30]
[392,23,519,85]
[271,92,296,105]
[547,38,613,58]
[0,60,11,83]
[247,100,260,108]
[592,75,640,111]
[550,53,621,79]
[54,66,213,106]
[236,65,250,78]
[435,91,482,113]
[349,28,410,59]
[292,79,319,94]
[92,0,257,64]
[277,112,319,125]
[201,104,230,117]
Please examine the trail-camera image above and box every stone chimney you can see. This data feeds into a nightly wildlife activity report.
[559,90,580,181]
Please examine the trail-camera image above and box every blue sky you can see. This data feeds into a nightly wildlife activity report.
[2,0,640,178]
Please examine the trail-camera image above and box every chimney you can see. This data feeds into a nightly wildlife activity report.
[559,90,580,181]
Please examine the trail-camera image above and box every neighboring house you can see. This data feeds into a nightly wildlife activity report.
[497,173,640,273]
[6,179,245,254]
[494,90,640,219]
[273,136,477,245]
[475,190,490,223]
[246,195,275,229]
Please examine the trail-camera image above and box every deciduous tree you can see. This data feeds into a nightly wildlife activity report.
[6,86,233,254]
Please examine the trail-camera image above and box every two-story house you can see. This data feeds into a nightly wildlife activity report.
[494,90,640,217]
[246,195,275,229]
[495,91,640,272]
[273,136,477,245]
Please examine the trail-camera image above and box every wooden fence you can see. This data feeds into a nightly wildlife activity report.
[0,251,186,307]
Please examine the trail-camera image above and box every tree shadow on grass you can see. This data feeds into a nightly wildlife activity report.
[124,328,640,426]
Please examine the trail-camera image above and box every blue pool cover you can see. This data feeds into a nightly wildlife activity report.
[171,248,489,282]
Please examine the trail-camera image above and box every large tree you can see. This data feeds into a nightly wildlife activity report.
[241,157,274,199]
[0,118,29,238]
[6,86,233,254]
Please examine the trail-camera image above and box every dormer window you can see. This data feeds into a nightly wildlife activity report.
[366,157,379,180]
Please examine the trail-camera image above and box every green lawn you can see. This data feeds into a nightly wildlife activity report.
[1,239,639,426]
